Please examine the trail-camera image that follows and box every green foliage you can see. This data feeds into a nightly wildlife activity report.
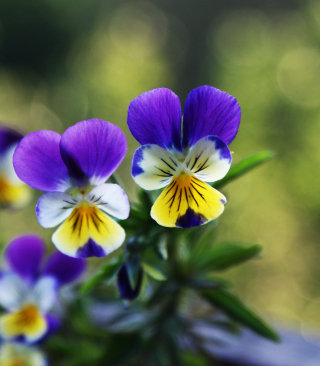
[200,289,280,342]
[190,243,262,272]
[81,257,123,294]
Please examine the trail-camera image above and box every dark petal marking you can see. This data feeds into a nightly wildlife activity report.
[72,214,80,232]
[63,200,77,205]
[190,182,206,202]
[163,180,177,198]
[160,159,176,171]
[170,158,178,167]
[177,188,182,212]
[92,196,103,204]
[188,187,199,207]
[154,166,172,176]
[191,178,207,190]
[76,239,106,258]
[184,187,189,205]
[175,207,207,228]
[194,158,209,173]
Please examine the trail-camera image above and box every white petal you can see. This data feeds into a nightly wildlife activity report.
[131,144,182,190]
[0,144,21,185]
[184,136,232,182]
[36,192,79,228]
[30,277,57,313]
[0,273,28,311]
[85,183,130,220]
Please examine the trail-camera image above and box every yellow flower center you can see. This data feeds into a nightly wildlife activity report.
[13,305,40,329]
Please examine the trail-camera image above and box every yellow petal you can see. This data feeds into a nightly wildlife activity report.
[0,305,47,343]
[151,174,226,228]
[0,176,31,209]
[52,203,125,258]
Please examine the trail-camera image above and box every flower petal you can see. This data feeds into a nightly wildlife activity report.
[127,88,183,153]
[30,277,57,313]
[0,273,28,311]
[0,177,31,210]
[151,175,226,228]
[43,251,86,287]
[131,144,181,190]
[5,235,45,283]
[59,119,127,188]
[85,183,129,220]
[0,125,23,156]
[182,86,241,148]
[0,144,32,209]
[36,192,79,228]
[0,306,47,343]
[52,204,125,258]
[13,131,71,192]
[184,136,232,182]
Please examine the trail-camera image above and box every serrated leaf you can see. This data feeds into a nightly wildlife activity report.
[192,244,262,271]
[200,289,280,342]
[142,262,167,281]
[212,151,275,190]
[81,259,122,294]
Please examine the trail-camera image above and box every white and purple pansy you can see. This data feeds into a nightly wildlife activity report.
[0,235,86,344]
[13,119,130,258]
[0,125,31,209]
[128,86,241,228]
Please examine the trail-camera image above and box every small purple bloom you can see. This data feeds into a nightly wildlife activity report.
[0,125,31,209]
[117,263,143,301]
[0,235,86,344]
[13,119,130,258]
[128,86,241,228]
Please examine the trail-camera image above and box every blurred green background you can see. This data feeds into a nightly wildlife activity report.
[0,0,319,337]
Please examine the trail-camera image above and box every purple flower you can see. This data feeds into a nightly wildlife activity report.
[0,125,31,209]
[117,262,143,301]
[0,235,86,344]
[128,86,241,228]
[13,119,130,258]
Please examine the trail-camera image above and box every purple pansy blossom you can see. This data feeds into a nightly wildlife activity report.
[0,235,86,344]
[13,119,130,258]
[128,86,241,228]
[0,125,31,209]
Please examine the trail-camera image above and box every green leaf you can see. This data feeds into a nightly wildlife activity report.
[154,235,168,260]
[142,262,167,281]
[212,151,275,190]
[80,259,122,294]
[192,244,262,271]
[200,289,280,342]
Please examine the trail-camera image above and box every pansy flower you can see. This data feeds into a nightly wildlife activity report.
[0,125,31,209]
[0,235,86,344]
[13,119,130,258]
[128,86,241,228]
[0,342,47,366]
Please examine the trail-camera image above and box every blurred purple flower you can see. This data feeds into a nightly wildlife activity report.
[128,86,241,228]
[117,262,143,301]
[0,235,86,344]
[13,119,130,258]
[0,125,31,209]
